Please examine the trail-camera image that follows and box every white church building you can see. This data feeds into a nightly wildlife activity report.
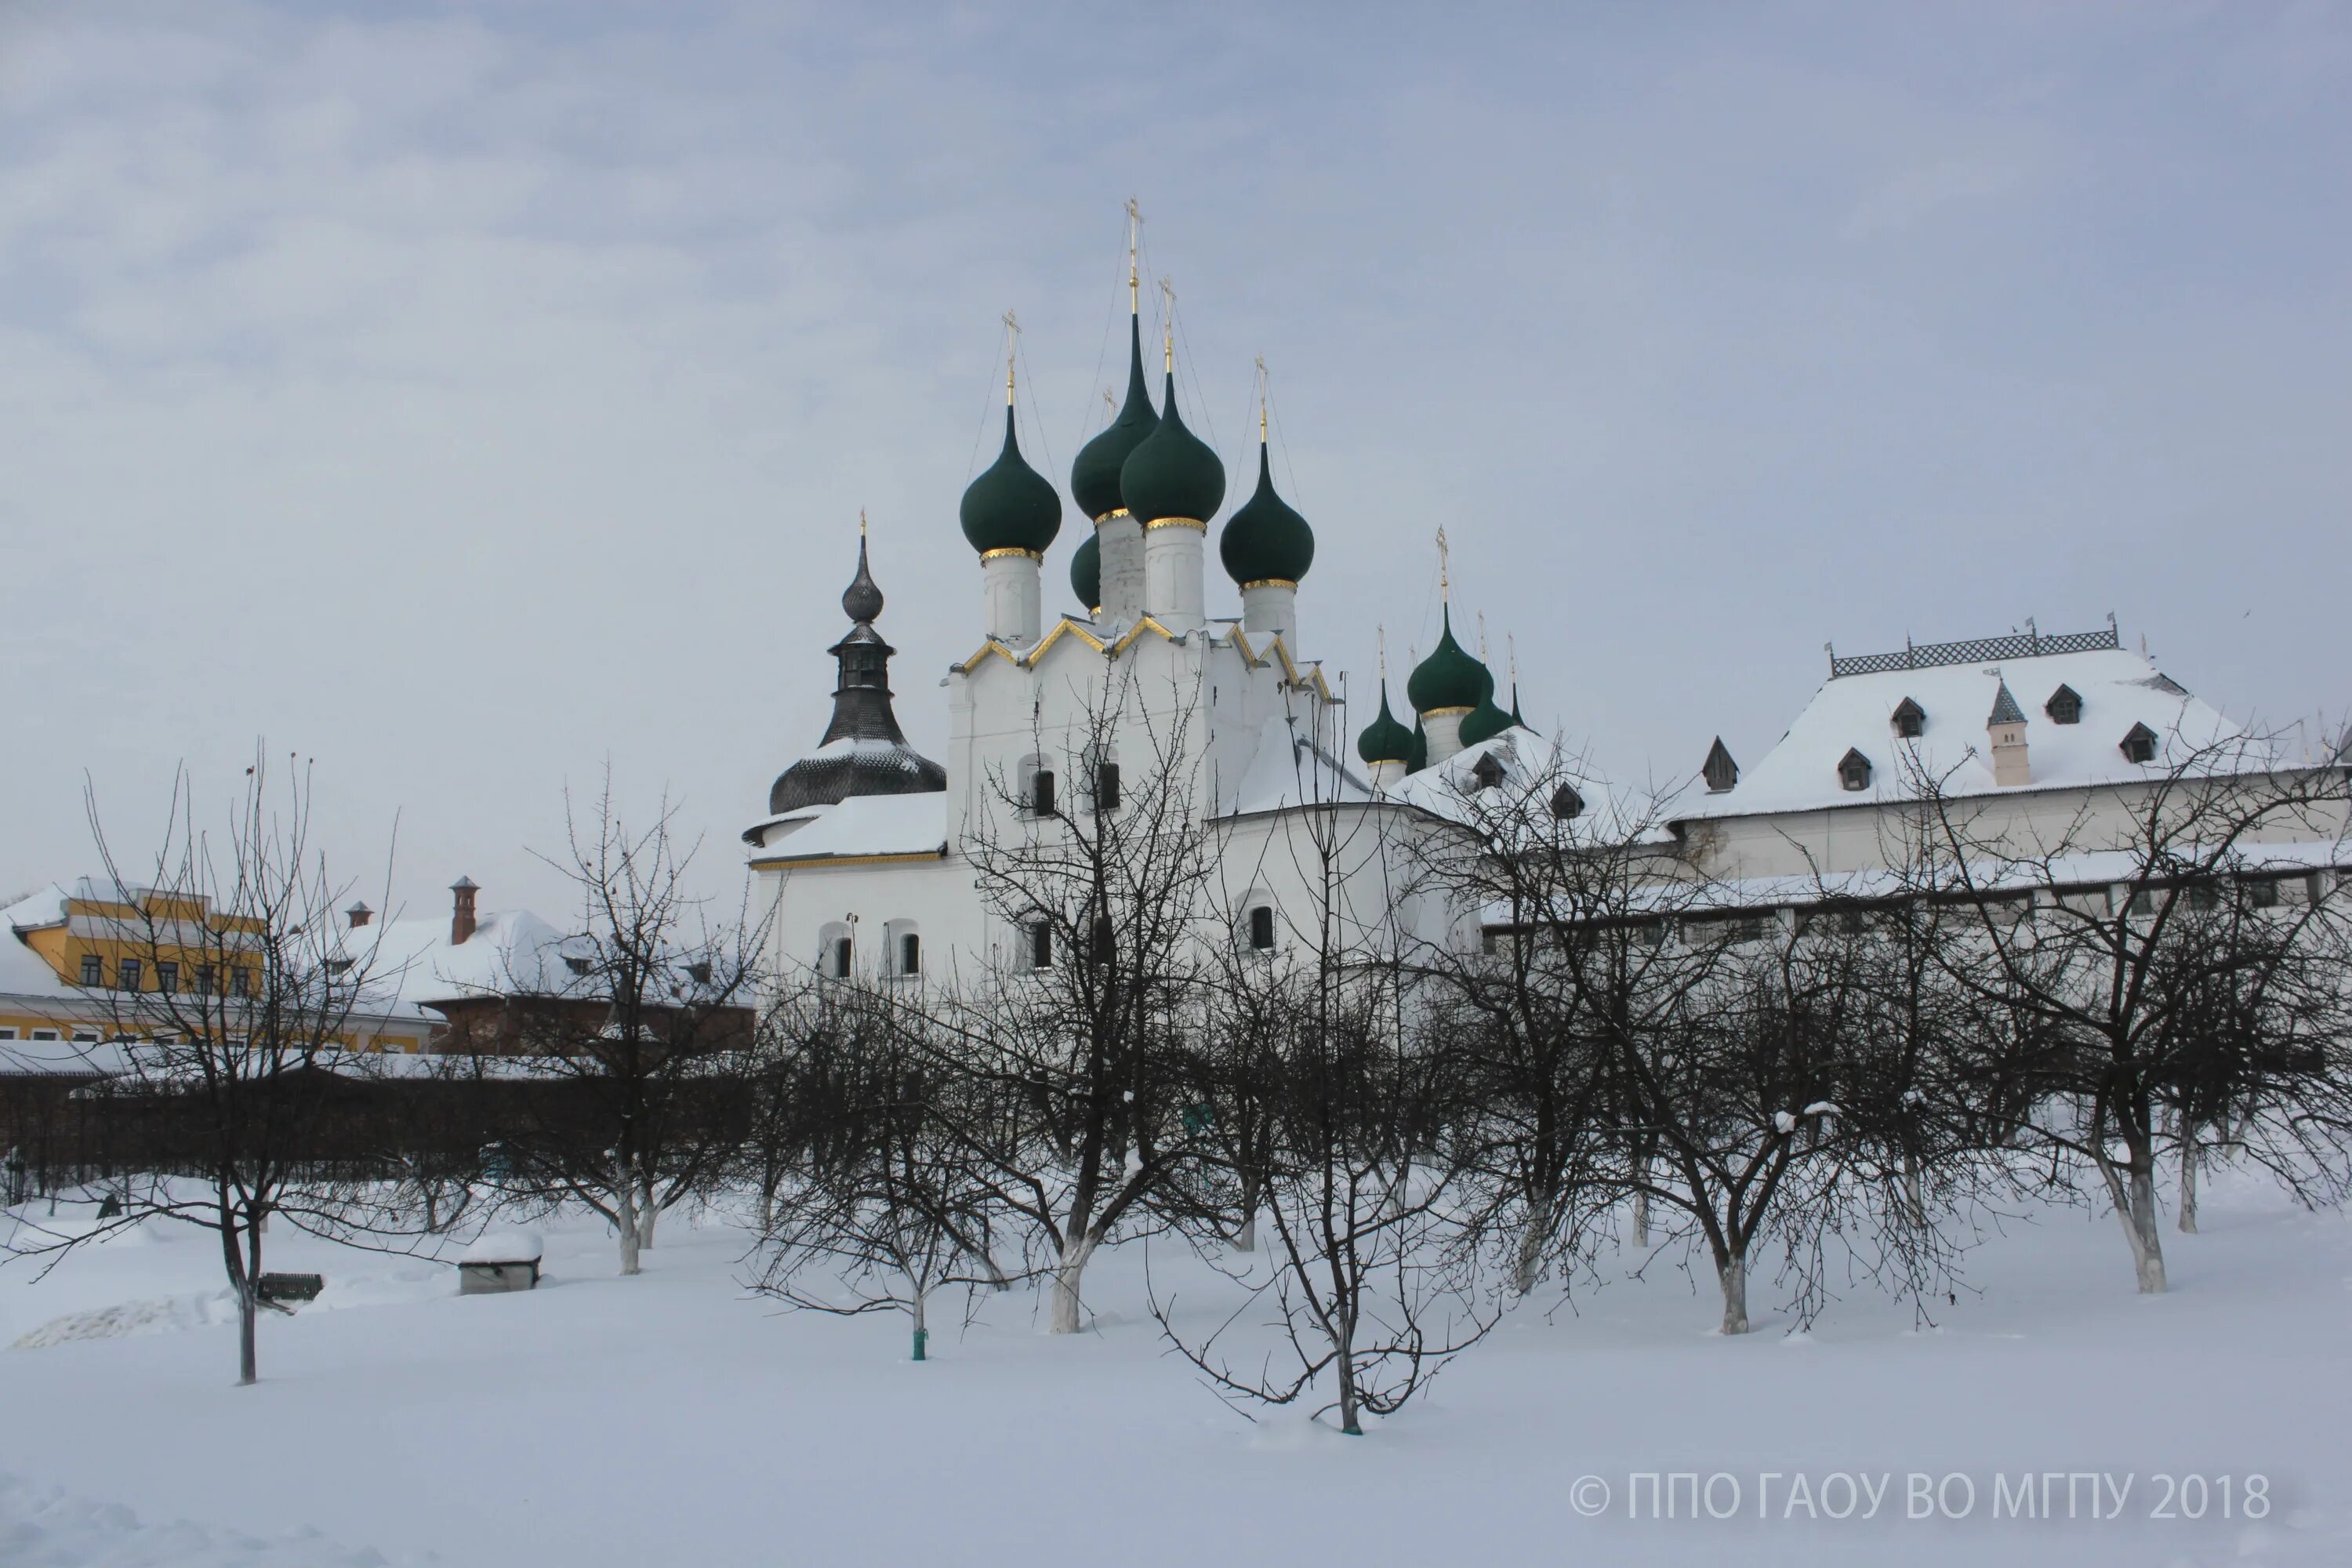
[743,250,2347,989]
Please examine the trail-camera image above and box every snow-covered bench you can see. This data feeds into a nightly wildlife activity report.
[456,1230,543,1294]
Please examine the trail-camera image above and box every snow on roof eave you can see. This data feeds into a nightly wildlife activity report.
[1476,838,2352,926]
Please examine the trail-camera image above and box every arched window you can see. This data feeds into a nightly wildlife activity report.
[1837,748,1873,792]
[884,920,921,979]
[1249,905,1276,951]
[1026,920,1053,970]
[1022,756,1057,818]
[1092,916,1116,965]
[817,921,852,978]
[1094,759,1121,813]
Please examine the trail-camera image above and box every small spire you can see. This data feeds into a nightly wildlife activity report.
[1126,197,1142,315]
[1159,277,1176,373]
[1001,309,1020,406]
[1256,354,1269,444]
[1377,623,1388,681]
[858,506,867,538]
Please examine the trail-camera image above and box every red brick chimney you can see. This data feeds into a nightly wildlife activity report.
[450,877,478,945]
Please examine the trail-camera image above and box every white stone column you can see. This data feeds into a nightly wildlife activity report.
[1239,582,1298,650]
[1421,710,1468,766]
[1142,519,1206,633]
[1098,515,1145,632]
[1368,758,1405,793]
[982,550,1042,647]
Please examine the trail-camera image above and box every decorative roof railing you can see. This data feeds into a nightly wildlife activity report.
[1828,619,2118,679]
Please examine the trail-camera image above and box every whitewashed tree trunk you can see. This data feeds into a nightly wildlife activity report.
[636,1180,658,1251]
[234,1212,261,1386]
[2178,1135,2201,1235]
[1049,1232,1098,1334]
[615,1160,642,1277]
[1512,1197,1552,1296]
[1631,1189,1650,1249]
[2096,1151,2168,1294]
[1231,1215,1257,1254]
[910,1284,929,1361]
[1900,1156,1925,1226]
[1718,1250,1750,1335]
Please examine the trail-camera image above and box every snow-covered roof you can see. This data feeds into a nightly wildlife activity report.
[332,908,584,1018]
[745,792,949,866]
[1216,718,1376,818]
[1475,838,2351,928]
[1675,644,2249,822]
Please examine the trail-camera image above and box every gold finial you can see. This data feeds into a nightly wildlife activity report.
[1159,277,1175,372]
[1126,197,1142,314]
[1255,354,1269,442]
[1508,632,1518,685]
[1001,310,1020,405]
[1477,611,1490,662]
[1102,387,1116,426]
[858,507,867,538]
[1378,623,1388,681]
[1436,527,1450,603]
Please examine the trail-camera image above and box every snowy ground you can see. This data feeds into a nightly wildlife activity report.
[2,1172,2347,1567]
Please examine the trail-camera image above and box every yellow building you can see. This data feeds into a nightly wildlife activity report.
[0,880,436,1054]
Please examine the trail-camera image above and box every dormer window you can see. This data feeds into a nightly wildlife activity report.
[1837,748,1873,792]
[1549,782,1584,821]
[1702,737,1739,793]
[2045,684,2082,724]
[565,956,591,977]
[1891,698,1926,739]
[2120,722,2159,764]
[1470,753,1505,791]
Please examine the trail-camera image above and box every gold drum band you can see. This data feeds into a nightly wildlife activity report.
[979,547,1043,561]
[1143,517,1207,532]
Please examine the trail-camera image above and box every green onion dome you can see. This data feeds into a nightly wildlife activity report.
[1458,684,1514,747]
[1356,684,1414,766]
[1071,314,1159,521]
[1406,608,1487,715]
[1408,718,1428,774]
[960,405,1062,556]
[1120,372,1225,527]
[1219,441,1315,586]
[1070,529,1102,614]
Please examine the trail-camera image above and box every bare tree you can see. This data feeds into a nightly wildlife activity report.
[1157,743,1497,1433]
[1905,724,2352,1293]
[921,669,1221,1334]
[2,753,397,1385]
[751,983,1007,1359]
[459,783,765,1276]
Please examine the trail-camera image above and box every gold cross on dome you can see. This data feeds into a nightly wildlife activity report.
[1001,310,1020,403]
[1436,527,1450,601]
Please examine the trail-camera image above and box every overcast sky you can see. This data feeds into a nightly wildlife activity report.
[3,1,2346,927]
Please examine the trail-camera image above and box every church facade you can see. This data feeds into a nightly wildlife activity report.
[745,242,2348,989]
